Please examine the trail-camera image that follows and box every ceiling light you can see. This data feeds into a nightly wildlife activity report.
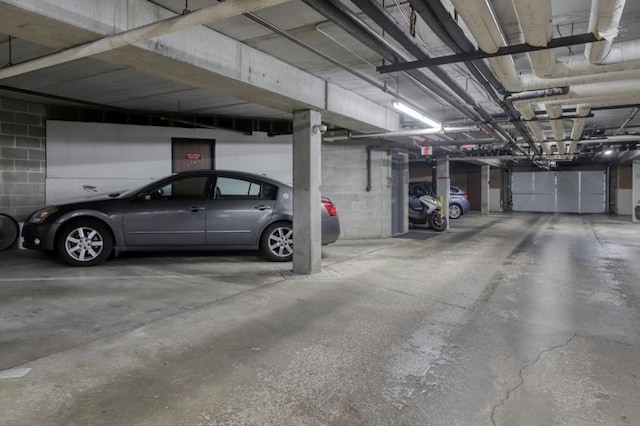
[392,101,441,129]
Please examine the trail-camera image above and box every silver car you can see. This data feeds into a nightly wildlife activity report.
[21,170,341,266]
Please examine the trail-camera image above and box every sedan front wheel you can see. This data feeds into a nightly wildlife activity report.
[260,222,293,262]
[57,220,113,266]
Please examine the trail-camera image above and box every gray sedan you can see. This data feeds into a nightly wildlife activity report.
[21,170,341,266]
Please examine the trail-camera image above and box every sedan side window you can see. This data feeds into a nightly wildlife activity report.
[152,176,210,200]
[215,177,276,200]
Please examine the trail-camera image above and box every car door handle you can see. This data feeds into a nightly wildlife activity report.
[254,205,272,211]
[188,206,205,212]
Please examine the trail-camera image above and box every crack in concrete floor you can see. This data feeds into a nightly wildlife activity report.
[490,333,577,426]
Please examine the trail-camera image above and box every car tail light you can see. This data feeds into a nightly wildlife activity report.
[462,194,468,199]
[322,199,338,216]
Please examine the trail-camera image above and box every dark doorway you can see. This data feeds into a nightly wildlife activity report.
[468,170,481,210]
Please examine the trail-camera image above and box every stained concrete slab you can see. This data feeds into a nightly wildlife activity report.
[0,213,638,425]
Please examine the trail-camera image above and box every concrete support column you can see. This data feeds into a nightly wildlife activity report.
[633,160,640,223]
[292,110,322,274]
[436,156,450,229]
[481,165,490,215]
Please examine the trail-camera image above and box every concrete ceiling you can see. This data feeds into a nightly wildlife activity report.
[1,0,640,168]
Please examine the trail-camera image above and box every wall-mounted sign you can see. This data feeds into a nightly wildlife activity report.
[185,153,202,160]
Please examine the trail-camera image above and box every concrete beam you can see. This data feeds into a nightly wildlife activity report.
[0,0,399,133]
[0,0,290,80]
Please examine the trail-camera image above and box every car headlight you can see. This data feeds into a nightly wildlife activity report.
[28,207,59,224]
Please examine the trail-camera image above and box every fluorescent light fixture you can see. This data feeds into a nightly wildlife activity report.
[392,101,441,129]
[604,149,613,155]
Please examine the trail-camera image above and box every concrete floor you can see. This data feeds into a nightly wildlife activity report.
[1,212,639,425]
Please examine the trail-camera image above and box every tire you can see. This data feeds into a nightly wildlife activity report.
[260,222,293,262]
[449,204,463,219]
[428,212,447,232]
[0,213,19,251]
[56,219,113,266]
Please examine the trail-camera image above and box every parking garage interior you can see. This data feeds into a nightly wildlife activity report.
[1,0,639,424]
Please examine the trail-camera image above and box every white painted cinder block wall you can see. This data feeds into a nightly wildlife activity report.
[46,121,395,239]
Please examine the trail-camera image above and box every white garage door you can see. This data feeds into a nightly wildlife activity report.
[512,171,606,213]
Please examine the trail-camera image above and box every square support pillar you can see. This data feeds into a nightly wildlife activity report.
[292,110,322,274]
[633,160,640,223]
[481,165,490,215]
[436,156,450,229]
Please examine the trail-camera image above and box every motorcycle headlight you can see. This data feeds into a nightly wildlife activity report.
[28,207,59,224]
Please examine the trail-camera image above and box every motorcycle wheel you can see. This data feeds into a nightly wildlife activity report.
[429,212,447,232]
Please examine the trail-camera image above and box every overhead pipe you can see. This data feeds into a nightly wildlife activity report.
[244,12,431,124]
[407,0,505,93]
[517,92,640,110]
[574,135,640,144]
[546,105,567,154]
[519,103,552,155]
[0,0,289,80]
[407,0,540,157]
[513,0,633,75]
[353,0,538,152]
[350,0,493,123]
[585,0,626,64]
[450,0,640,91]
[323,125,480,141]
[504,87,568,102]
[569,105,592,154]
[452,0,640,159]
[300,0,490,129]
[448,0,522,91]
[512,0,566,77]
[613,107,639,135]
[366,145,374,192]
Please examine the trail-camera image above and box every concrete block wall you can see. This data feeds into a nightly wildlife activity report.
[0,97,46,221]
[322,142,392,239]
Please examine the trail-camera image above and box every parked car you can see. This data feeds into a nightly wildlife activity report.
[409,182,470,219]
[21,170,341,266]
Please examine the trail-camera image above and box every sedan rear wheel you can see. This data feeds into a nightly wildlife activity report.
[449,204,463,219]
[57,220,113,266]
[260,222,293,262]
